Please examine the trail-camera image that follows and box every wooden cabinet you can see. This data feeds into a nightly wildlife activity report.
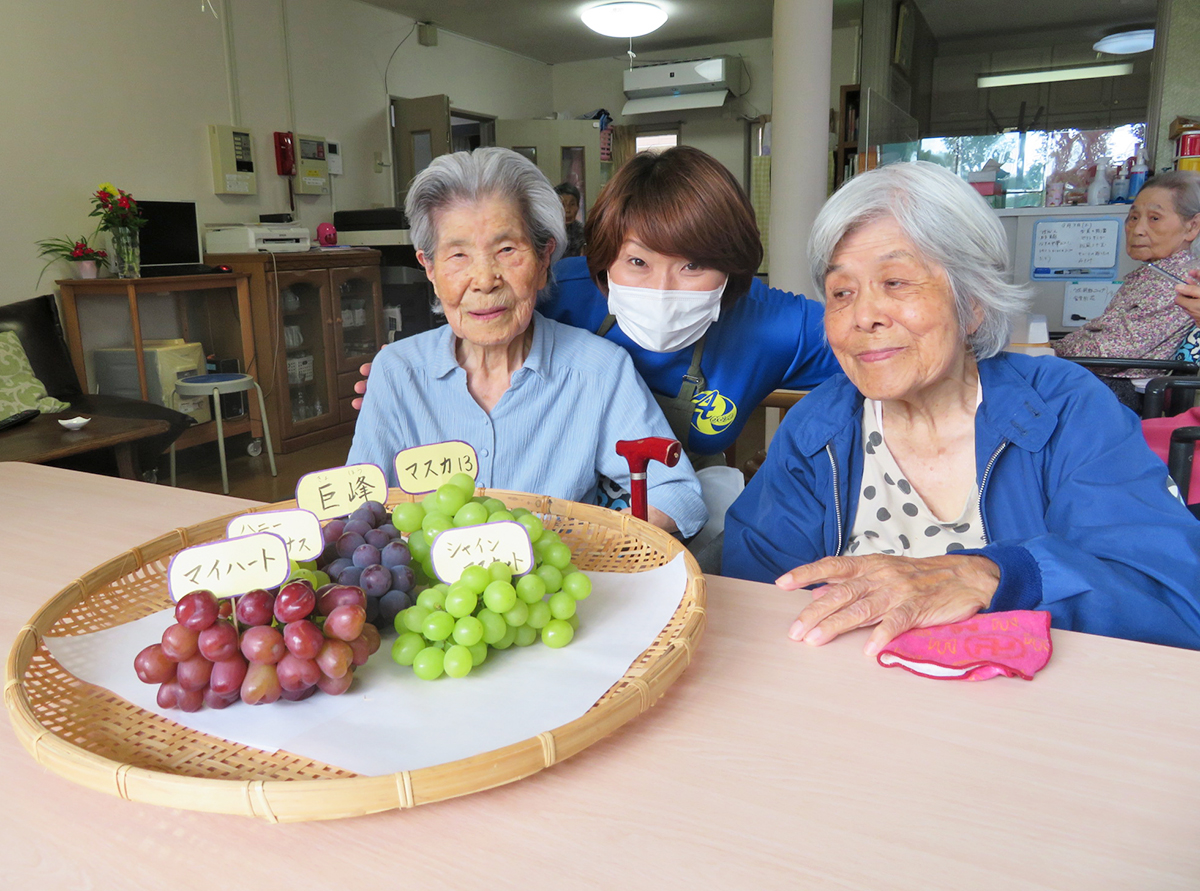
[203,249,382,454]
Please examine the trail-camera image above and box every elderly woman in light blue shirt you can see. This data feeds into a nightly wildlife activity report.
[348,147,706,537]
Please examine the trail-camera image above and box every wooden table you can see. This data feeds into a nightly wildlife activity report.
[2,463,1198,890]
[0,413,168,479]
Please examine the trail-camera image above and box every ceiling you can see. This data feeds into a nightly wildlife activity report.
[360,0,1158,65]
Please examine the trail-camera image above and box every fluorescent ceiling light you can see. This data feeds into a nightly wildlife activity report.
[1093,29,1155,55]
[977,63,1135,89]
[581,2,668,38]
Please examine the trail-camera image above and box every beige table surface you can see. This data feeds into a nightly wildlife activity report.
[2,462,1199,891]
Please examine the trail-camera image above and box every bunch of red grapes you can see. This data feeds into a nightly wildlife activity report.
[134,581,381,712]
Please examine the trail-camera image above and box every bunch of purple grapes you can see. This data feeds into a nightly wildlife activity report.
[315,500,415,631]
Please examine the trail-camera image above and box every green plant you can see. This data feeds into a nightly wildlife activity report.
[89,182,147,232]
[35,235,108,285]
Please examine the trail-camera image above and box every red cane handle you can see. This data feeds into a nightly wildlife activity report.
[614,437,683,521]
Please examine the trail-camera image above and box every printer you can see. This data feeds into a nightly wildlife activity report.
[204,223,312,253]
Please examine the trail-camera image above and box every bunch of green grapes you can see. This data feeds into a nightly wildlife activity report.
[388,473,592,680]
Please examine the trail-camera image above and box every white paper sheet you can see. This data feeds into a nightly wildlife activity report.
[45,556,688,776]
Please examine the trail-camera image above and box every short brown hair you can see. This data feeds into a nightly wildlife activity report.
[585,146,763,307]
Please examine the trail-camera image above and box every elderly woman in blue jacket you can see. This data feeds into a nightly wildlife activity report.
[723,161,1200,652]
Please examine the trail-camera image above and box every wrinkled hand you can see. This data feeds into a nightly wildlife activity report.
[1174,269,1200,326]
[776,553,1001,656]
[351,361,372,411]
[619,504,678,534]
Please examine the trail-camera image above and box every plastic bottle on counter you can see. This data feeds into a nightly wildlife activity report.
[1087,158,1111,205]
[1111,163,1130,203]
[1129,148,1149,200]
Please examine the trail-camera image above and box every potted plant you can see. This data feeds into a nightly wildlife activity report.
[89,182,147,278]
[36,235,108,284]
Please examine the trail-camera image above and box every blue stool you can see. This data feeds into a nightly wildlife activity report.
[169,373,277,495]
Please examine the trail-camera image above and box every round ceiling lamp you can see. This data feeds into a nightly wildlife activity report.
[1093,28,1155,55]
[581,2,668,38]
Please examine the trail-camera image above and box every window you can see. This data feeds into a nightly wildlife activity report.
[635,132,679,154]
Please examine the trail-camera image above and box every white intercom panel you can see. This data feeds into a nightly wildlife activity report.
[294,134,330,195]
[208,124,257,195]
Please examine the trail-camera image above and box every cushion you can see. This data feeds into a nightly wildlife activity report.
[0,330,69,415]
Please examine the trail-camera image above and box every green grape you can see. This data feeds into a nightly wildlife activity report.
[443,644,473,678]
[515,573,546,604]
[492,624,517,650]
[537,530,562,549]
[487,510,516,524]
[453,502,489,527]
[391,632,425,666]
[535,564,563,594]
[481,497,506,514]
[478,609,507,644]
[543,541,572,570]
[452,615,484,646]
[503,599,529,627]
[510,507,532,519]
[416,587,446,611]
[514,625,537,647]
[527,600,551,630]
[516,512,544,543]
[567,614,580,630]
[421,491,442,510]
[444,584,478,618]
[422,512,454,540]
[423,610,455,641]
[407,529,431,561]
[420,559,437,582]
[289,567,318,586]
[564,563,580,576]
[299,559,319,571]
[541,618,574,648]
[436,483,470,517]
[447,472,477,497]
[312,570,331,589]
[488,561,513,584]
[549,590,577,620]
[392,501,426,534]
[561,571,592,601]
[459,564,491,594]
[467,641,489,666]
[483,580,517,613]
[413,646,445,680]
[402,604,432,634]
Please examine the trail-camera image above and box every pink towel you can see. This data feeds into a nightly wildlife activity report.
[876,611,1052,681]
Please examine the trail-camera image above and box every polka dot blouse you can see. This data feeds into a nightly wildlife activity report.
[846,397,986,558]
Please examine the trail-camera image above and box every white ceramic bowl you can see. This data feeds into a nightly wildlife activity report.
[58,416,91,430]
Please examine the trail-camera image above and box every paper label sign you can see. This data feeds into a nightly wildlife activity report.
[226,509,323,562]
[167,532,290,601]
[430,520,533,584]
[296,463,388,520]
[394,441,478,495]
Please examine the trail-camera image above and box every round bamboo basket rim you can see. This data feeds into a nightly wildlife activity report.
[5,488,706,822]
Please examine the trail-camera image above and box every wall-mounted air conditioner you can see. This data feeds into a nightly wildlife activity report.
[622,55,745,115]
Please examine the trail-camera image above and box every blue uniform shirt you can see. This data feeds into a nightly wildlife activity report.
[540,257,841,455]
[347,312,707,538]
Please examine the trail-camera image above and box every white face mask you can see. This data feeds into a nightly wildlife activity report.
[606,277,727,353]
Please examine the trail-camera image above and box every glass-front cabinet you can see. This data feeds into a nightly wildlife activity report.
[331,266,384,374]
[273,269,337,437]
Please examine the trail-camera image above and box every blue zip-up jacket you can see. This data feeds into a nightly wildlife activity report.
[723,352,1200,650]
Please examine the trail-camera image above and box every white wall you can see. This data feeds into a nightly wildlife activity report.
[2,0,553,303]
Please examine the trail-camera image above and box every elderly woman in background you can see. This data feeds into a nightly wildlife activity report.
[348,147,705,537]
[1054,170,1200,408]
[723,161,1200,652]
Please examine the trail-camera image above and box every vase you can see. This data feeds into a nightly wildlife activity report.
[75,260,98,279]
[109,226,140,278]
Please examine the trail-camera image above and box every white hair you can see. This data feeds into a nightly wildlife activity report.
[808,161,1030,359]
[404,147,567,295]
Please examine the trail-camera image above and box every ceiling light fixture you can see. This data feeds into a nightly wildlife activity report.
[1093,28,1155,55]
[581,2,668,38]
[977,62,1135,89]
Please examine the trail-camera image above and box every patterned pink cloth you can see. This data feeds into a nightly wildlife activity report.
[1054,248,1197,378]
[877,611,1053,681]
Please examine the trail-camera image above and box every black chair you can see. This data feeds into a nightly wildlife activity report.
[0,294,191,476]
[1065,357,1200,415]
[1141,377,1200,517]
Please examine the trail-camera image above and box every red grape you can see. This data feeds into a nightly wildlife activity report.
[134,644,176,684]
[316,671,354,696]
[235,589,275,626]
[209,655,248,694]
[198,620,240,662]
[240,625,287,664]
[280,685,317,701]
[276,654,320,692]
[176,686,205,712]
[241,662,282,704]
[161,623,199,662]
[322,518,346,545]
[203,687,240,709]
[218,599,233,619]
[325,604,366,642]
[317,584,367,616]
[157,680,182,709]
[176,653,214,692]
[359,623,382,656]
[348,634,371,666]
[175,590,219,631]
[274,581,316,623]
[284,619,325,659]
[315,638,354,679]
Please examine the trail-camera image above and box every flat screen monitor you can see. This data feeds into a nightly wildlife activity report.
[136,200,202,270]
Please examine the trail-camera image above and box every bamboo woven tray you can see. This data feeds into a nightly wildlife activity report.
[5,489,705,822]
